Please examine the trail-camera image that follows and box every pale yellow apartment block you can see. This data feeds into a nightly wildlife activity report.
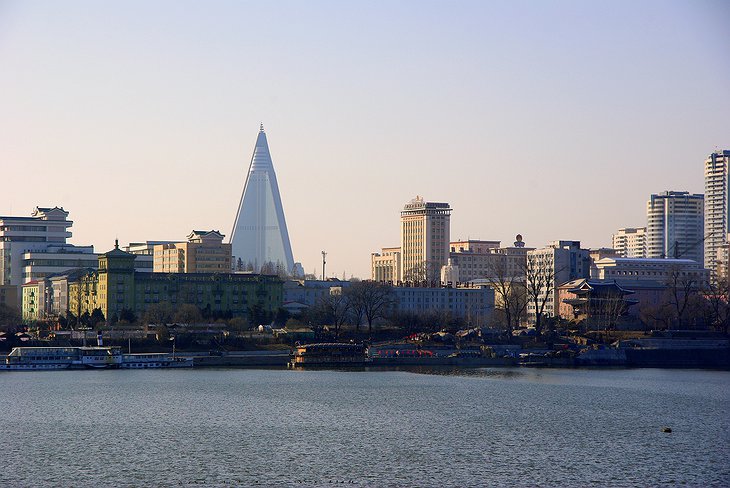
[371,247,402,283]
[153,230,232,273]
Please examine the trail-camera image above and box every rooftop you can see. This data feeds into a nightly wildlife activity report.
[595,257,699,265]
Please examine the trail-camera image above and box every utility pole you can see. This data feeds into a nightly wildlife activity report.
[321,251,327,281]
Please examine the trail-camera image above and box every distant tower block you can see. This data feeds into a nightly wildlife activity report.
[230,125,295,273]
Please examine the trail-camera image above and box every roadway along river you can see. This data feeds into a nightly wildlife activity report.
[1,367,728,487]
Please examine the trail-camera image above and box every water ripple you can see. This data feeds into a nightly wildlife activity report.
[0,368,728,487]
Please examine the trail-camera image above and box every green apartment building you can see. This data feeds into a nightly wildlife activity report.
[70,242,283,322]
[21,280,42,322]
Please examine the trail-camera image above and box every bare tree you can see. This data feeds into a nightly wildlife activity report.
[228,316,250,334]
[0,304,21,330]
[345,287,365,333]
[523,254,560,335]
[387,309,425,335]
[587,287,628,333]
[173,304,203,324]
[601,294,627,332]
[402,260,441,284]
[347,281,395,334]
[483,256,527,333]
[260,261,277,275]
[666,266,700,328]
[142,302,174,326]
[639,301,675,330]
[314,290,352,339]
[705,277,730,334]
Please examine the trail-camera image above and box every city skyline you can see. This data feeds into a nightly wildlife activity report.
[1,1,728,278]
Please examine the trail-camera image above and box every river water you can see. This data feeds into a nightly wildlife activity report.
[1,367,728,487]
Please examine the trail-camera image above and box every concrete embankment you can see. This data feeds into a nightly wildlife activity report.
[367,356,516,367]
[174,346,730,369]
[576,346,730,368]
[187,353,573,369]
[189,351,290,368]
[624,347,730,368]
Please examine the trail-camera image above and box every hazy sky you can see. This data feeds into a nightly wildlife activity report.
[1,0,728,278]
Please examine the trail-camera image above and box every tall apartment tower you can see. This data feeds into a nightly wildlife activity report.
[704,150,730,275]
[230,125,295,274]
[400,196,451,282]
[612,227,647,258]
[646,191,704,265]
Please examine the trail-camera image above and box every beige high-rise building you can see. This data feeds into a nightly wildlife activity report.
[400,196,451,282]
[154,230,232,273]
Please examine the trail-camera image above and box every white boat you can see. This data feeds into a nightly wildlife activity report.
[0,347,192,370]
[0,346,122,370]
[121,353,193,368]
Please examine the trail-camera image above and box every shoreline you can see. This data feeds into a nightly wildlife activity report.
[2,346,728,371]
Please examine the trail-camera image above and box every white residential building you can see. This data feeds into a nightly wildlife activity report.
[646,191,704,265]
[21,244,96,283]
[704,150,730,277]
[526,241,591,322]
[0,207,74,287]
[592,257,709,284]
[0,207,98,310]
[612,227,646,258]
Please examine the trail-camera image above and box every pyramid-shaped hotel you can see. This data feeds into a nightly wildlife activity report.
[230,125,296,274]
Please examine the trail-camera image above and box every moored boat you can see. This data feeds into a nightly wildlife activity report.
[121,353,193,368]
[1,346,192,370]
[290,343,368,367]
[0,346,123,370]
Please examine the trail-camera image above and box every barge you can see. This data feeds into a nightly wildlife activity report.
[289,343,368,368]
